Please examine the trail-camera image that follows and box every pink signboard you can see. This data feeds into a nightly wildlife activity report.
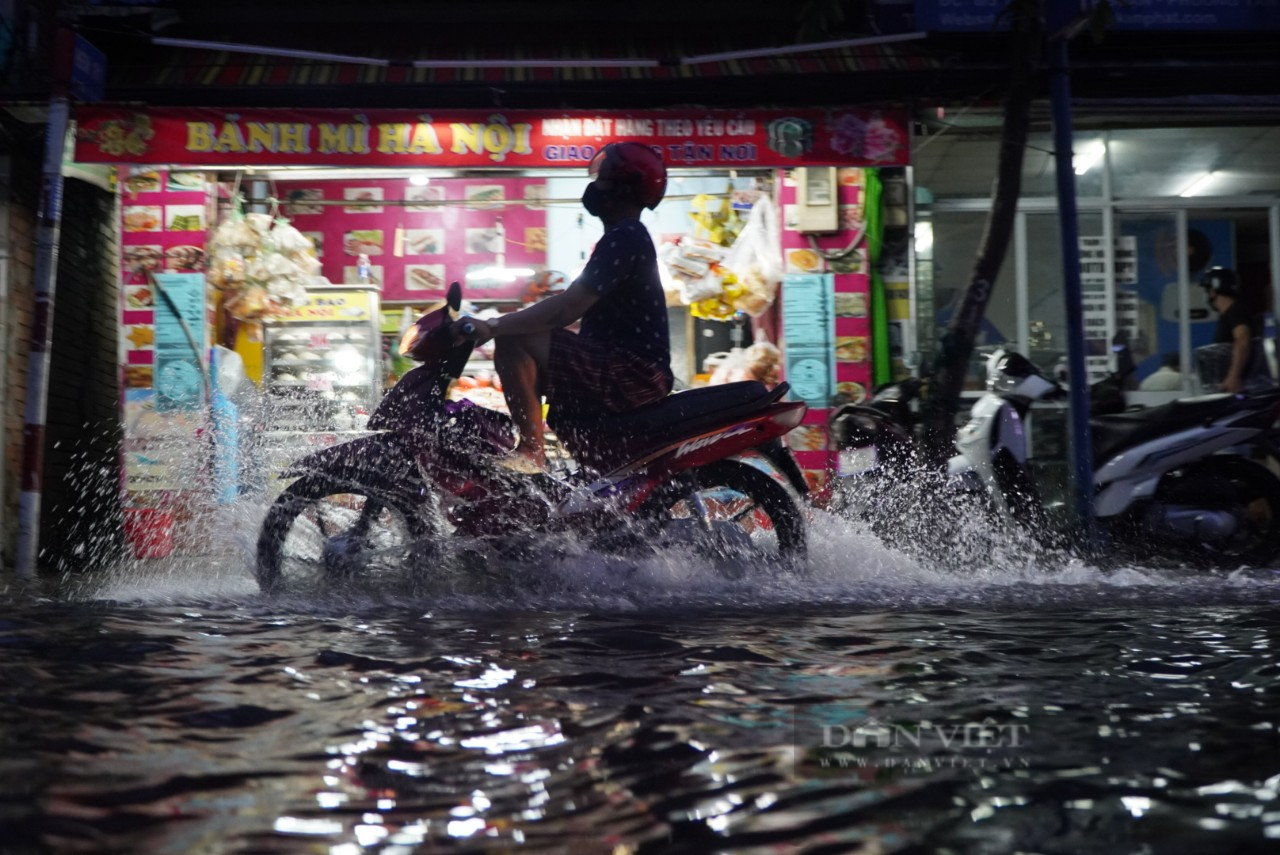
[275,177,548,302]
[74,106,910,169]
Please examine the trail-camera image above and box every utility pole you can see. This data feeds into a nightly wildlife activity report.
[1048,2,1099,546]
[14,26,81,578]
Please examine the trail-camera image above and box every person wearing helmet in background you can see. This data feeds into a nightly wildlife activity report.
[1202,266,1265,394]
[455,142,673,474]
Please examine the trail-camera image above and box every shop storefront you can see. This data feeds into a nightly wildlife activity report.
[71,105,910,553]
[913,122,1280,500]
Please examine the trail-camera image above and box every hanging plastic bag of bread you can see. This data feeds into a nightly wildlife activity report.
[226,284,269,321]
[207,248,247,292]
[270,218,322,276]
[723,196,783,315]
[734,267,778,317]
[244,212,274,240]
[210,210,258,253]
[742,340,781,388]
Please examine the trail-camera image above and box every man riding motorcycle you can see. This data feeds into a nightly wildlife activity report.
[457,142,673,474]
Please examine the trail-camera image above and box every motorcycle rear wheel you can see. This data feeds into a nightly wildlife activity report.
[256,475,429,594]
[639,459,807,568]
[1150,455,1280,569]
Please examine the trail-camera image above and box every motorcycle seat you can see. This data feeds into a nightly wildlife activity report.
[552,381,789,470]
[1090,392,1234,464]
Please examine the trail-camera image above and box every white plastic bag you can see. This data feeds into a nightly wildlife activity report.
[726,196,782,281]
[724,196,783,316]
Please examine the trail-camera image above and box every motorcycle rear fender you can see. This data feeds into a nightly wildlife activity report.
[652,401,805,473]
[278,433,421,493]
[1092,425,1260,517]
[756,436,810,497]
[589,401,807,511]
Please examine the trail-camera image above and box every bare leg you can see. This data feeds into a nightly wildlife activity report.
[493,331,552,465]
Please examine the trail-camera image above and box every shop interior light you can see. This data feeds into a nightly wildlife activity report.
[330,347,364,374]
[466,266,534,284]
[1178,171,1216,197]
[1074,140,1107,176]
[259,167,458,182]
[408,173,432,186]
[914,221,934,255]
[152,37,390,67]
[681,31,927,64]
[412,57,658,69]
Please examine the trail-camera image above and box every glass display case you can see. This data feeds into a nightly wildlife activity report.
[260,285,382,484]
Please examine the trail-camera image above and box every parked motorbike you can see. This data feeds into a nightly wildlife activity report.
[956,348,1280,568]
[826,378,926,520]
[825,377,1004,562]
[255,282,810,593]
[827,343,1131,494]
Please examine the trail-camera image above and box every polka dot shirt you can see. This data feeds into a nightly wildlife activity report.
[576,218,671,371]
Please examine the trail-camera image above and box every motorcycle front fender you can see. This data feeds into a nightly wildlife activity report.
[279,432,421,493]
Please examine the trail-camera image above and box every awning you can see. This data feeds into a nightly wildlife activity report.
[99,38,944,109]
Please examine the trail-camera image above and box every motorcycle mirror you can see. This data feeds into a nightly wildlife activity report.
[447,281,462,314]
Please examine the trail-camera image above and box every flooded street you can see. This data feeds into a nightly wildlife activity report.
[3,512,1280,853]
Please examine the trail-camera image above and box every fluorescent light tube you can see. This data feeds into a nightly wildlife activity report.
[1178,171,1216,197]
[1074,140,1106,176]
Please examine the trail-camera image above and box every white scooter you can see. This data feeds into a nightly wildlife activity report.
[953,348,1280,568]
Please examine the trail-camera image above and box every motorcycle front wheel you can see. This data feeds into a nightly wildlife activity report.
[1150,455,1280,569]
[638,459,807,568]
[255,475,429,594]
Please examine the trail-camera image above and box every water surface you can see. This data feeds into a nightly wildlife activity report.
[3,511,1279,853]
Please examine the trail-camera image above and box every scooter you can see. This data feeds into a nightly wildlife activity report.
[956,348,1280,568]
[255,282,810,593]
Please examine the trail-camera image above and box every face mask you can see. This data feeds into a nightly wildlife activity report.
[581,182,608,217]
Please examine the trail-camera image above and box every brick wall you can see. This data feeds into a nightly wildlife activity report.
[2,158,123,571]
[41,178,124,571]
[2,155,36,567]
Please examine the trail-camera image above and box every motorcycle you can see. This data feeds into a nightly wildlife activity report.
[255,282,810,593]
[956,348,1280,568]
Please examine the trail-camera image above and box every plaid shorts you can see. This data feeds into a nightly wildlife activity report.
[545,328,672,416]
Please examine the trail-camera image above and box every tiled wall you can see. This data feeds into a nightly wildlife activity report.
[778,168,873,492]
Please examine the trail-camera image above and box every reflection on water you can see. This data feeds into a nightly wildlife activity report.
[2,509,1279,853]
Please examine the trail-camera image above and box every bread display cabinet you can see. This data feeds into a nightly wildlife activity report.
[260,285,382,484]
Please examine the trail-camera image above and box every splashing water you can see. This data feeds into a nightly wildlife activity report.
[54,486,1280,615]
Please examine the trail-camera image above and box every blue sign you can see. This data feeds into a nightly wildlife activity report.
[915,0,1280,32]
[782,274,835,410]
[151,273,207,411]
[71,34,106,102]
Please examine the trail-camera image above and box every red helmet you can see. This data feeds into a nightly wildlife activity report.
[588,142,667,209]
